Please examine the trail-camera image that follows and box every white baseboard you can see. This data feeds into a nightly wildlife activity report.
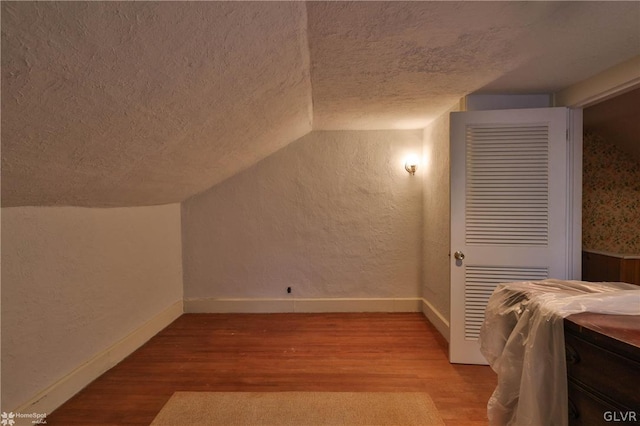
[294,298,421,313]
[421,298,450,342]
[184,297,422,313]
[14,300,183,416]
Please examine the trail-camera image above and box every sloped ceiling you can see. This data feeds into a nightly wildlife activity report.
[2,1,639,207]
[2,2,312,207]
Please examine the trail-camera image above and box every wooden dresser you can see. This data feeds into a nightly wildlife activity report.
[564,313,640,425]
[582,250,640,285]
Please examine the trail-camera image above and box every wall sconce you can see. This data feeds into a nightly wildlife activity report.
[405,154,419,175]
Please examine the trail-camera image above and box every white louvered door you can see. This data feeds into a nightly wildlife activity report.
[449,107,578,364]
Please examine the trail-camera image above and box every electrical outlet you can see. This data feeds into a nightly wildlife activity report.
[287,287,292,294]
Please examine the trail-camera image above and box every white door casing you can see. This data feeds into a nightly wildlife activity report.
[449,107,581,365]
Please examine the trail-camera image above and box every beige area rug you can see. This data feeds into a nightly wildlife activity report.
[150,392,445,426]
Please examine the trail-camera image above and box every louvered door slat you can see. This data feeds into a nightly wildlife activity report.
[466,124,549,246]
[464,265,549,340]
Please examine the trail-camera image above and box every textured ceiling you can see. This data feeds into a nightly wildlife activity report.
[2,1,639,207]
[2,2,312,207]
[307,1,640,130]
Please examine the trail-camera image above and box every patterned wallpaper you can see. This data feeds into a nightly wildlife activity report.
[582,131,640,254]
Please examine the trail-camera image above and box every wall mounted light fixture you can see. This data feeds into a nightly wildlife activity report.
[405,154,419,175]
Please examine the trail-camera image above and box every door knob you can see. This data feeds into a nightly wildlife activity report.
[454,251,465,260]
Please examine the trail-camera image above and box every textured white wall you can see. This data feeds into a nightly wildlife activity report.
[182,130,423,301]
[1,205,183,410]
[422,104,460,323]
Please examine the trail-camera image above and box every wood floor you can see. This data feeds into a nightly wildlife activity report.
[46,313,496,426]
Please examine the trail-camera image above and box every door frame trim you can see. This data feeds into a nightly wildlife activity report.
[554,56,640,108]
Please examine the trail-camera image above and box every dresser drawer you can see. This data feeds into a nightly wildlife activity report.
[568,380,639,425]
[565,331,640,409]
